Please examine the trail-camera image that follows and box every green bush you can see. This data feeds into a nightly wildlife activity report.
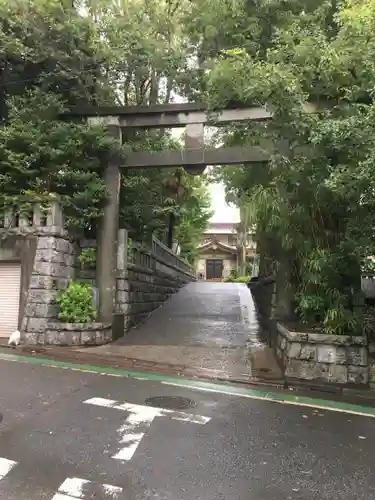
[224,275,251,283]
[77,248,96,269]
[56,281,96,323]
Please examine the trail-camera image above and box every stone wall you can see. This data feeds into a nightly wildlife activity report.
[1,201,195,345]
[123,259,192,329]
[22,234,77,344]
[79,236,195,332]
[44,322,111,346]
[276,323,369,385]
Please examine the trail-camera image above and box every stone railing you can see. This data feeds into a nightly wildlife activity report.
[7,198,195,345]
[362,272,375,299]
[125,233,194,277]
[151,235,194,276]
[128,240,152,269]
[0,199,64,234]
[115,230,195,330]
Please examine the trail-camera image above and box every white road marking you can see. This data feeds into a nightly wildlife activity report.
[112,408,158,461]
[161,381,375,419]
[85,397,118,408]
[54,477,90,498]
[84,397,211,461]
[52,477,123,499]
[84,397,210,424]
[0,457,17,481]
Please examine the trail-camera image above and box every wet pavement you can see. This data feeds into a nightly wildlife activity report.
[1,357,375,499]
[81,282,282,383]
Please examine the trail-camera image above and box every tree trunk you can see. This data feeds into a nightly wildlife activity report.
[167,212,175,249]
[274,250,294,320]
[236,231,247,275]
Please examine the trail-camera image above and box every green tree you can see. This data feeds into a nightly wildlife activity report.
[201,0,375,334]
[0,0,212,254]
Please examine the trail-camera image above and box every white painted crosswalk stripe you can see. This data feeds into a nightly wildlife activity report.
[84,397,211,461]
[0,457,17,481]
[52,477,91,499]
[0,458,123,499]
[52,477,123,499]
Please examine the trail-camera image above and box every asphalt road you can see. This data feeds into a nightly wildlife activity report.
[0,358,375,499]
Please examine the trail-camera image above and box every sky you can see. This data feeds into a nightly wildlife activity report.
[209,181,240,224]
[170,129,240,225]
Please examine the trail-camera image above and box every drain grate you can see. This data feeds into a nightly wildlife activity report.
[144,396,196,410]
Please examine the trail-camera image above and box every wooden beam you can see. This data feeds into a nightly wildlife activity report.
[123,146,269,168]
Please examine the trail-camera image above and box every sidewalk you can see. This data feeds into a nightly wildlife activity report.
[78,281,283,384]
[5,282,283,386]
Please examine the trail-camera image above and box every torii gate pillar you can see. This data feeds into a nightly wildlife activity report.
[96,126,122,322]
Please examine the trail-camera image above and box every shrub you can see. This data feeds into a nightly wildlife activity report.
[224,275,251,283]
[77,248,96,269]
[56,281,96,323]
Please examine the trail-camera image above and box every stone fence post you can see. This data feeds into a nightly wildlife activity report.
[22,199,76,344]
[115,229,130,328]
[117,228,128,271]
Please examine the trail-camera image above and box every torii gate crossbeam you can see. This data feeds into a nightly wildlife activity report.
[64,102,317,322]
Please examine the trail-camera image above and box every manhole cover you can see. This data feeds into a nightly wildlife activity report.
[144,396,196,410]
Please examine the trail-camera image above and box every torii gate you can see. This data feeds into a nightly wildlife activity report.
[63,102,318,321]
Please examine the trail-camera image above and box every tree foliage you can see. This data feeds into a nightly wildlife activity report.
[0,0,212,257]
[199,0,375,333]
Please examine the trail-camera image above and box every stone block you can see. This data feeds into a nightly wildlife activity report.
[34,261,73,279]
[285,360,319,380]
[35,248,67,265]
[63,254,76,267]
[33,303,59,318]
[347,365,369,385]
[23,332,39,345]
[29,275,55,290]
[276,323,307,342]
[333,346,347,365]
[103,328,112,342]
[287,342,302,359]
[116,291,129,304]
[25,317,47,333]
[116,279,129,292]
[307,333,351,345]
[317,345,337,364]
[299,345,317,361]
[27,289,58,304]
[346,346,368,366]
[327,364,348,383]
[370,364,375,389]
[45,329,67,345]
[351,336,367,346]
[36,236,56,250]
[116,303,129,314]
[81,330,97,345]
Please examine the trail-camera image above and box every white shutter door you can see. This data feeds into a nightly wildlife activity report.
[0,263,21,338]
